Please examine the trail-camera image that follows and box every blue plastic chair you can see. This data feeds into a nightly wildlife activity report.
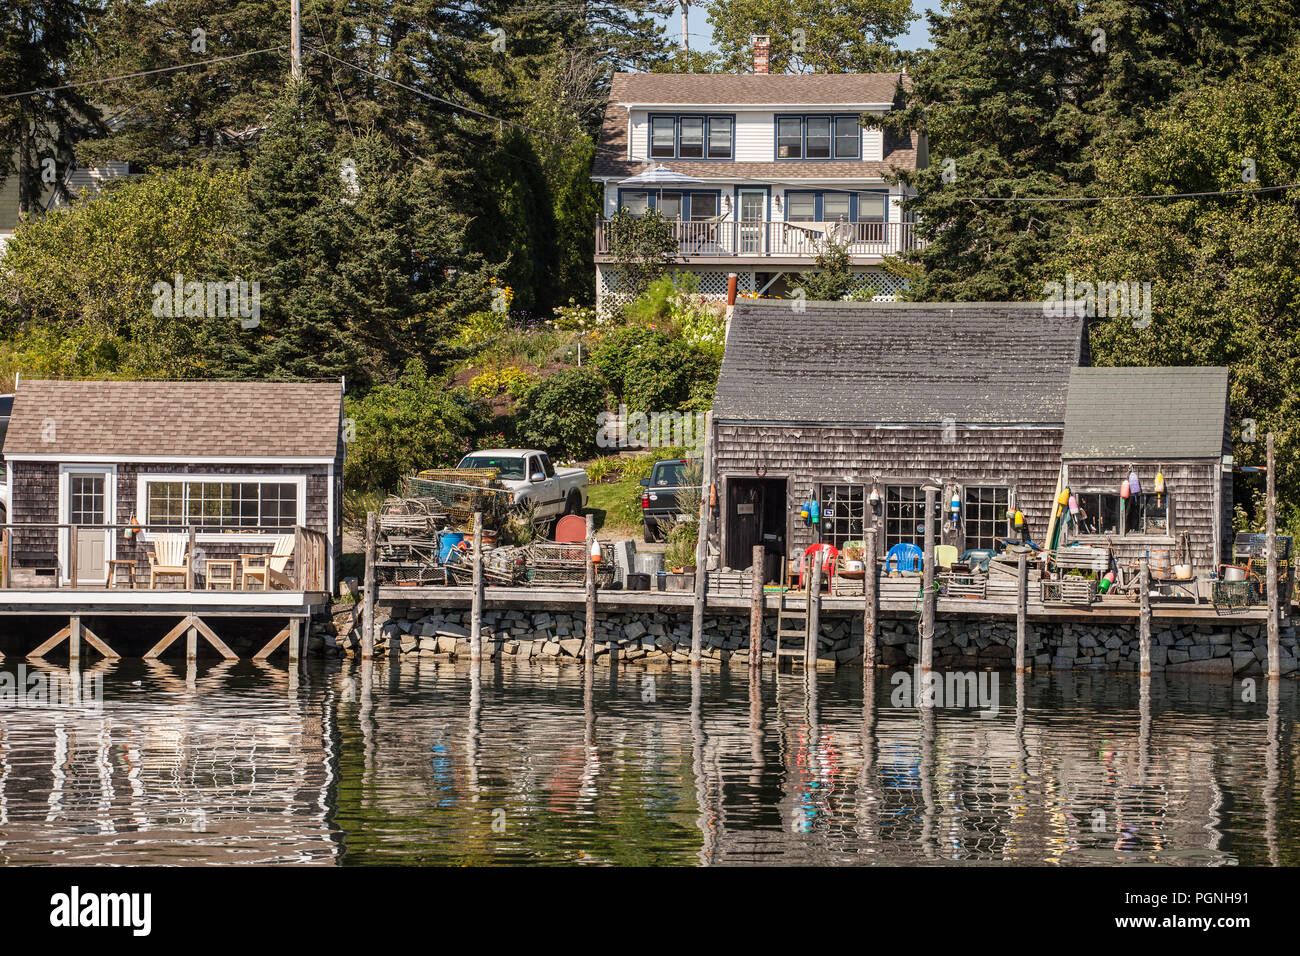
[885,543,922,574]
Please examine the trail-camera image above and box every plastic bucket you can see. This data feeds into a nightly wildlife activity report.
[438,532,467,563]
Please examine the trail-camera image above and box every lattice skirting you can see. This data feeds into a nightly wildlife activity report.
[595,266,910,308]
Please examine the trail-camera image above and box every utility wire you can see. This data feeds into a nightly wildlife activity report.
[0,46,288,101]
[962,183,1300,203]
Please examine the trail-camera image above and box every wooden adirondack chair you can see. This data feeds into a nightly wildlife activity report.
[148,533,190,588]
[241,534,296,590]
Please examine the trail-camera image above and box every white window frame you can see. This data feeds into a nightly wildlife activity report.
[135,473,307,543]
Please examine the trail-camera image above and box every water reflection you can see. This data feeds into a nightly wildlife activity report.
[0,656,1295,866]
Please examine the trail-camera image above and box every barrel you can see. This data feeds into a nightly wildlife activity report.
[634,552,665,576]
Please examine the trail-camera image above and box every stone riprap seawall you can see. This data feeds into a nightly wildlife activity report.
[312,603,1299,676]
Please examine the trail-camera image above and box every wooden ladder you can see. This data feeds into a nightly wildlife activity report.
[774,558,810,667]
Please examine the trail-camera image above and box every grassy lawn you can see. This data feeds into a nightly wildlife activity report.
[586,478,642,537]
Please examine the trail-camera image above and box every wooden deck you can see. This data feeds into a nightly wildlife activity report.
[378,583,1271,622]
[0,588,329,617]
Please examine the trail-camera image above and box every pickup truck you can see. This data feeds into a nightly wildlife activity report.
[639,457,700,542]
[456,449,588,524]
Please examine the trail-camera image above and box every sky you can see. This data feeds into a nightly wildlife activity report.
[663,1,936,55]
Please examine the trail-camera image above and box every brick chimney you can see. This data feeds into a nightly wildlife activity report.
[752,35,771,74]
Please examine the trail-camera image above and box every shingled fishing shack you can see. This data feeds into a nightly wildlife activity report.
[1058,366,1232,574]
[711,300,1088,576]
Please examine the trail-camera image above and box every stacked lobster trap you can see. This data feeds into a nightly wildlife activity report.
[373,470,616,589]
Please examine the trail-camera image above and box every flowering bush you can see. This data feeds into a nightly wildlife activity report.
[467,366,537,400]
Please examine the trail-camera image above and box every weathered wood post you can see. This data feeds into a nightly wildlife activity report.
[863,529,878,673]
[1139,555,1152,676]
[289,618,301,664]
[68,525,78,590]
[471,511,484,663]
[186,525,196,590]
[1,527,10,589]
[690,411,715,666]
[807,556,822,667]
[361,511,377,660]
[1016,552,1028,673]
[920,488,936,672]
[68,615,81,662]
[749,544,764,672]
[584,514,596,665]
[1266,432,1280,680]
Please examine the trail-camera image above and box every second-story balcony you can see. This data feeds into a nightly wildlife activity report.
[594,219,926,263]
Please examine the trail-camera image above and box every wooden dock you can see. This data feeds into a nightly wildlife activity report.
[377,582,1270,623]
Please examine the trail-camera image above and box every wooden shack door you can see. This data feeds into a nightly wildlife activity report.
[725,477,786,575]
[66,471,111,584]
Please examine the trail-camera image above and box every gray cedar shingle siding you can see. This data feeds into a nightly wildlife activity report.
[1062,460,1224,570]
[716,423,1063,560]
[1062,367,1230,459]
[715,300,1087,425]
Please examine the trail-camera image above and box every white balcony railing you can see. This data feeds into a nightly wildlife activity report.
[594,220,926,259]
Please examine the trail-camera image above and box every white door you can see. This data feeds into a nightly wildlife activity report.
[738,190,766,255]
[63,470,112,583]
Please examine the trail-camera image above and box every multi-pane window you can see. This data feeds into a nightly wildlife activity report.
[646,115,733,160]
[857,192,887,222]
[620,190,718,220]
[707,117,732,158]
[775,115,861,160]
[678,116,704,158]
[963,486,1009,551]
[818,485,865,549]
[823,193,851,222]
[650,116,675,158]
[70,475,106,524]
[145,480,299,532]
[884,486,940,550]
[1073,492,1171,536]
[777,117,803,158]
[786,193,817,222]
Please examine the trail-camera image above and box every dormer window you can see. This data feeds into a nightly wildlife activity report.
[775,114,862,160]
[646,114,733,160]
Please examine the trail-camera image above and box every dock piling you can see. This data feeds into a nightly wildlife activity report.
[471,511,484,663]
[68,615,81,662]
[690,410,715,666]
[1016,552,1027,673]
[1266,432,1279,680]
[920,487,936,672]
[807,557,822,667]
[362,512,377,660]
[1139,556,1152,675]
[863,529,878,673]
[749,544,763,672]
[584,514,596,665]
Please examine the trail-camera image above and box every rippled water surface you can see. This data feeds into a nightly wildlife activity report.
[0,655,1296,865]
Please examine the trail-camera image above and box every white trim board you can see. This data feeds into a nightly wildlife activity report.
[5,454,334,465]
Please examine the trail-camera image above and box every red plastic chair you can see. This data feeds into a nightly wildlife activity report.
[799,543,839,594]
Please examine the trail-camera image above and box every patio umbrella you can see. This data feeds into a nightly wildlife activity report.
[618,164,704,214]
[618,164,703,188]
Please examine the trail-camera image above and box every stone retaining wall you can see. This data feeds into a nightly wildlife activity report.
[312,602,1299,676]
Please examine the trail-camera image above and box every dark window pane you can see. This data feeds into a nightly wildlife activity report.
[777,117,801,158]
[834,116,859,158]
[679,117,703,157]
[707,116,732,158]
[650,116,675,157]
[806,117,831,158]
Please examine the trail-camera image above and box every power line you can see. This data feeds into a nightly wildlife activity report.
[961,183,1300,204]
[0,46,288,101]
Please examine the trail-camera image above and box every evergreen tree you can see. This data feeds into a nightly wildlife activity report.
[704,0,914,74]
[0,0,105,217]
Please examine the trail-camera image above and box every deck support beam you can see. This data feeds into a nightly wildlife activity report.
[144,614,238,661]
[28,615,118,661]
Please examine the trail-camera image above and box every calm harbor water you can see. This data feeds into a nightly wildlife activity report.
[0,653,1296,865]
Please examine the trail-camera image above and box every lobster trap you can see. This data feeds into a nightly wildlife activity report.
[407,471,515,532]
[522,541,616,588]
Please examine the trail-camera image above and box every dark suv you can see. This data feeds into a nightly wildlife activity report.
[639,458,699,542]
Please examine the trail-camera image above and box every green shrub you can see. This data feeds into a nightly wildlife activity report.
[344,358,487,492]
[592,325,718,413]
[515,366,607,459]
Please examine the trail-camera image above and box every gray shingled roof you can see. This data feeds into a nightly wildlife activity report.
[2,379,343,458]
[1062,367,1229,459]
[714,300,1087,424]
[607,72,907,107]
